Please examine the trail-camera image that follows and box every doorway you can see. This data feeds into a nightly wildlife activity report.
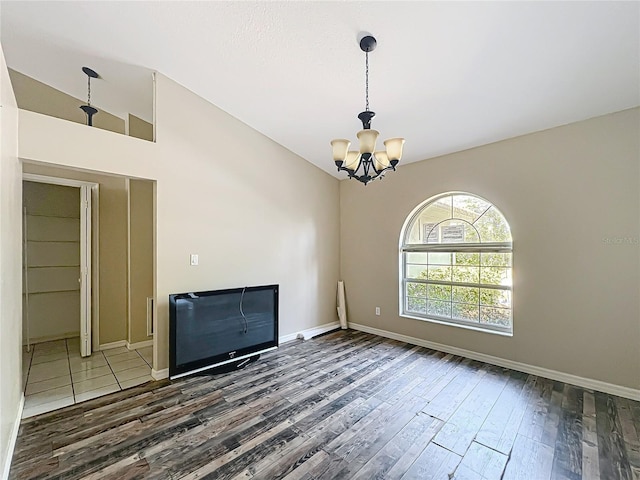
[22,175,96,356]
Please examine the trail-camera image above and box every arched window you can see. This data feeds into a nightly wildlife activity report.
[400,192,513,334]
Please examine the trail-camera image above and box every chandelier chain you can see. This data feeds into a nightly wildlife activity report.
[87,76,91,106]
[365,51,369,111]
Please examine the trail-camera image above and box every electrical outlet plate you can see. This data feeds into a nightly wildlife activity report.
[375,307,380,316]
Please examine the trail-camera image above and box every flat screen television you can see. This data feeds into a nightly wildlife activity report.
[169,284,278,379]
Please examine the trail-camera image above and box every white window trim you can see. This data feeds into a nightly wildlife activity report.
[400,311,514,336]
[398,192,513,335]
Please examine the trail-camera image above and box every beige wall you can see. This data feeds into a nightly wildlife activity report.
[22,164,129,346]
[17,73,341,372]
[340,107,640,390]
[23,181,80,342]
[128,179,154,344]
[0,49,22,478]
[129,114,153,142]
[9,69,125,135]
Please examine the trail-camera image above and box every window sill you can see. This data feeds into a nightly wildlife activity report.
[400,312,513,337]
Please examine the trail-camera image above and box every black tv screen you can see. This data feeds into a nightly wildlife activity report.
[169,284,278,378]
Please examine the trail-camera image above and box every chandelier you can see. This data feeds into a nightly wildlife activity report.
[331,35,405,185]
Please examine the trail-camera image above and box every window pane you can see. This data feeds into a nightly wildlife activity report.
[480,306,511,326]
[423,223,440,244]
[429,196,453,216]
[438,219,478,244]
[407,264,428,279]
[427,284,451,301]
[454,252,480,266]
[407,297,426,314]
[428,265,452,281]
[427,300,451,318]
[406,282,426,298]
[453,195,492,224]
[480,288,511,308]
[406,252,428,264]
[480,267,511,286]
[480,253,512,267]
[452,303,479,322]
[463,225,481,243]
[452,266,479,283]
[473,207,512,242]
[428,252,452,265]
[420,207,450,227]
[405,221,422,244]
[406,196,452,244]
[452,286,479,304]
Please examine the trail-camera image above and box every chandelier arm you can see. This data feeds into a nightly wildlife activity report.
[337,164,362,181]
[337,166,388,185]
[335,157,362,176]
[371,163,394,176]
[336,153,397,184]
[362,155,371,178]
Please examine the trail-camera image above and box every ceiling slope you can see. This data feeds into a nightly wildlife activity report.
[1,1,638,177]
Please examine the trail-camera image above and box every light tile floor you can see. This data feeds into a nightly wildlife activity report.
[22,338,154,418]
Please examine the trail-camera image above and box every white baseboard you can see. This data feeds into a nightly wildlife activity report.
[152,368,168,380]
[349,322,640,401]
[127,340,153,350]
[279,321,340,344]
[98,340,127,351]
[2,394,24,480]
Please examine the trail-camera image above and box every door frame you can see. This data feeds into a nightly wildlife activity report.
[22,173,100,356]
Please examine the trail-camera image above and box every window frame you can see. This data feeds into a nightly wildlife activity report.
[399,192,513,335]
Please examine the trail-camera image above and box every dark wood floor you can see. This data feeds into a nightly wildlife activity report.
[9,329,640,480]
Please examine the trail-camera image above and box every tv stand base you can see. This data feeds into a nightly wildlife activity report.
[195,354,261,376]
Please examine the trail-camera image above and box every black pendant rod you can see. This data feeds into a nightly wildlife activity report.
[80,67,99,126]
[358,35,377,130]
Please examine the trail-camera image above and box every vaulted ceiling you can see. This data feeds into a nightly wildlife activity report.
[1,1,638,177]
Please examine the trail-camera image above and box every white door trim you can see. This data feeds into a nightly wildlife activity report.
[23,173,99,356]
[79,185,91,356]
[23,174,97,188]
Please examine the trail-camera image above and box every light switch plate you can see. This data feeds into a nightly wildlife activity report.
[190,254,199,266]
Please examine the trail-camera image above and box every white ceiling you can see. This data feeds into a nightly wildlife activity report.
[1,1,639,178]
